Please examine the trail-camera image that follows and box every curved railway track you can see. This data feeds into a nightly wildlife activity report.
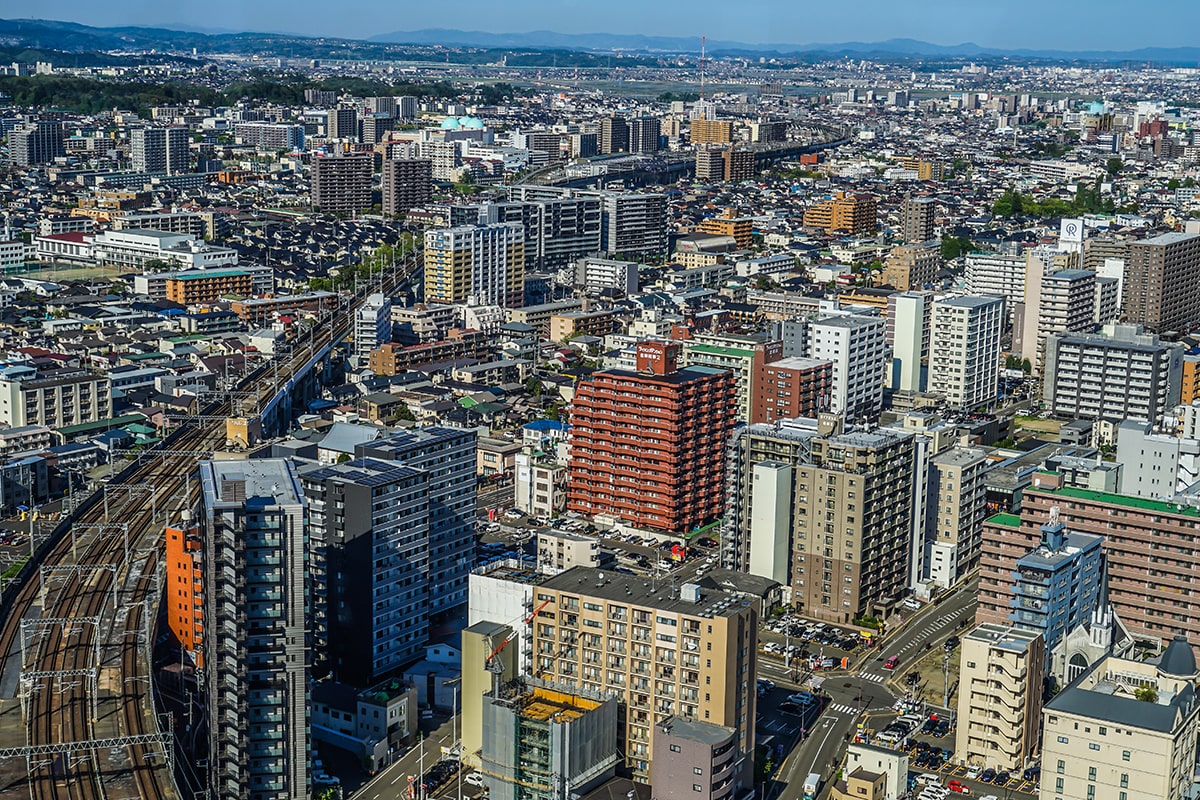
[0,262,414,800]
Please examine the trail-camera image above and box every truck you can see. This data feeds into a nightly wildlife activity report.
[803,772,821,800]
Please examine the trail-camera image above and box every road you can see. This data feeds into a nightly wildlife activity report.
[351,714,484,800]
[476,479,514,519]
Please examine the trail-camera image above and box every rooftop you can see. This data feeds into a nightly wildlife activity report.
[540,567,753,619]
[1033,485,1200,518]
[1141,231,1200,246]
[986,512,1022,529]
[966,622,1042,654]
[654,716,736,746]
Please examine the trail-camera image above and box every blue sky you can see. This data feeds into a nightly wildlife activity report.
[32,0,1200,51]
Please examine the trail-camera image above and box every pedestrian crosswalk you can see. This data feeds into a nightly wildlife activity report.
[858,671,889,683]
[896,613,960,654]
[827,703,858,715]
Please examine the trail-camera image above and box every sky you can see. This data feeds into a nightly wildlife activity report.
[30,0,1200,52]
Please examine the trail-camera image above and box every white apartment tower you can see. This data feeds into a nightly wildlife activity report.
[929,295,1004,410]
[354,293,392,358]
[807,314,887,421]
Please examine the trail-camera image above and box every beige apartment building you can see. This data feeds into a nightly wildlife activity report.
[530,568,757,782]
[536,530,599,573]
[955,624,1045,773]
[1039,636,1200,800]
[926,446,990,590]
[880,242,940,291]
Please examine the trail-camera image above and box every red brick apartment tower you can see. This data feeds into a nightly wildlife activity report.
[567,341,735,534]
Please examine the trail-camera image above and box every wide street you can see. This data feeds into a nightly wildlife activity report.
[350,713,484,800]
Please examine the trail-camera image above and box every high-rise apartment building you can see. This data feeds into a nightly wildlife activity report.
[802,192,877,235]
[964,252,1025,314]
[979,481,1200,656]
[1039,639,1200,800]
[311,153,373,214]
[629,116,661,153]
[200,459,309,800]
[10,120,64,166]
[381,158,432,217]
[131,126,190,174]
[807,315,888,421]
[695,147,725,182]
[690,118,735,145]
[899,196,936,243]
[1123,232,1200,333]
[1043,323,1183,423]
[750,357,832,423]
[486,197,602,269]
[681,335,782,423]
[327,106,358,141]
[880,242,940,291]
[1018,255,1094,373]
[722,148,756,182]
[358,427,478,616]
[531,568,757,781]
[599,116,629,154]
[360,113,393,145]
[234,123,306,151]
[887,291,932,393]
[299,457,430,685]
[955,624,1044,774]
[928,295,1004,410]
[926,446,990,589]
[423,223,526,307]
[697,210,754,249]
[507,186,668,261]
[354,293,392,358]
[567,341,735,534]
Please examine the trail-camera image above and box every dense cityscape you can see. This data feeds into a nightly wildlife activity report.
[1,9,1200,800]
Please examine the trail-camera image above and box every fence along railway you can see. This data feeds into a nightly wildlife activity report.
[0,262,414,800]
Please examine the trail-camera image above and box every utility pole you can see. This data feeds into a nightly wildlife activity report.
[943,649,951,708]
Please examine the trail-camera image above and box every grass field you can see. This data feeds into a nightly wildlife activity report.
[8,263,134,282]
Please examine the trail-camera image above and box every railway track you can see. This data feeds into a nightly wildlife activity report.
[0,260,416,800]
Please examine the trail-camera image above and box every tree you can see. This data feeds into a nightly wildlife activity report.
[1106,157,1124,176]
[525,377,544,396]
[1134,686,1158,703]
[1021,358,1032,374]
[941,235,972,261]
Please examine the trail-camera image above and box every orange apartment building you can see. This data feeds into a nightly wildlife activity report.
[165,270,255,304]
[690,118,735,145]
[566,340,735,534]
[697,209,754,248]
[750,357,833,423]
[978,474,1200,653]
[1183,353,1200,404]
[165,518,205,669]
[367,328,489,375]
[802,192,878,235]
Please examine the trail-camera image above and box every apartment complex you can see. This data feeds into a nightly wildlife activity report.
[690,118,735,145]
[899,196,936,243]
[1039,638,1200,800]
[381,158,433,216]
[928,295,1004,410]
[880,242,939,291]
[311,153,373,214]
[165,517,205,669]
[423,223,526,308]
[199,459,309,800]
[299,458,431,686]
[697,210,754,249]
[357,427,478,616]
[1043,323,1183,423]
[978,482,1200,654]
[1123,231,1200,333]
[566,341,735,534]
[750,357,832,424]
[888,291,932,393]
[1020,263,1095,373]
[353,293,392,358]
[681,337,783,423]
[955,624,1045,773]
[807,314,888,421]
[9,120,64,166]
[130,126,190,174]
[488,196,602,269]
[233,122,305,151]
[964,252,1025,314]
[802,192,877,235]
[926,446,990,589]
[651,718,744,800]
[507,186,668,261]
[0,365,112,428]
[531,569,757,781]
[165,269,255,304]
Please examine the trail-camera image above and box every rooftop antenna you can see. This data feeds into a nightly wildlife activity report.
[700,35,706,102]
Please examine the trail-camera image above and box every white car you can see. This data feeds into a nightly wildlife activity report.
[464,773,485,787]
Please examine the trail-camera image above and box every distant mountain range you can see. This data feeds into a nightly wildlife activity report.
[369,28,1200,63]
[2,18,1199,64]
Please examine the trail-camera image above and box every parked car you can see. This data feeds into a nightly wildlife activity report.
[947,780,971,795]
[995,772,1011,787]
[1022,766,1041,782]
[943,635,960,650]
[980,769,996,783]
[464,773,485,787]
[966,765,982,779]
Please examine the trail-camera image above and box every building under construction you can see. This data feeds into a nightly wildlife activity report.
[480,678,619,800]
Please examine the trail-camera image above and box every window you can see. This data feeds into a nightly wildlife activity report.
[694,767,703,775]
[693,786,703,793]
[967,661,976,669]
[1089,743,1100,751]
[1122,751,1131,761]
[1120,775,1128,788]
[1057,736,1069,744]
[1099,726,1107,735]
[1088,767,1096,781]
[1087,787,1095,800]
[1055,778,1064,793]
[1057,761,1065,774]
[670,745,681,753]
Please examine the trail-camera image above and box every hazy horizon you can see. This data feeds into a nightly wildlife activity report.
[21,0,1200,52]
